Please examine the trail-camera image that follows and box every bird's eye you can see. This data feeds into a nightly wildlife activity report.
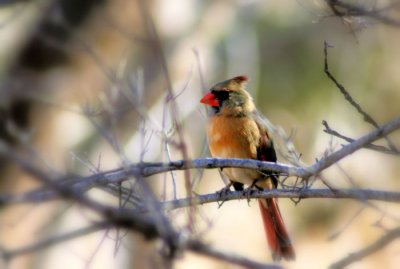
[212,90,230,103]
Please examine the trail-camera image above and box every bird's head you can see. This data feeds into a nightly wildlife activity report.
[200,75,255,115]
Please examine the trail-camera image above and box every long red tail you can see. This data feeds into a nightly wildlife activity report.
[258,199,295,261]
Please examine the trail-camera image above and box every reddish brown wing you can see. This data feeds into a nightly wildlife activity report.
[257,129,276,162]
[255,122,278,187]
[254,114,296,261]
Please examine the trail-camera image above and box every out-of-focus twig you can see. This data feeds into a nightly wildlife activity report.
[329,227,400,269]
[136,0,195,231]
[326,0,400,28]
[0,223,282,269]
[0,221,111,261]
[185,239,283,269]
[4,186,400,211]
[1,114,400,209]
[0,140,282,269]
[323,41,399,154]
[0,140,176,248]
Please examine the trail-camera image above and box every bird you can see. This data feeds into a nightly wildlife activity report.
[200,75,295,261]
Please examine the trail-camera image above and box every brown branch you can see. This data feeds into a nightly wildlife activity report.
[0,141,281,268]
[1,221,111,261]
[326,0,400,28]
[0,141,174,246]
[158,188,400,212]
[322,120,399,156]
[136,0,193,196]
[186,239,283,269]
[0,218,282,269]
[323,41,399,153]
[329,227,400,269]
[308,116,400,176]
[136,0,195,231]
[80,114,400,181]
[3,186,400,212]
[1,115,400,209]
[1,108,400,267]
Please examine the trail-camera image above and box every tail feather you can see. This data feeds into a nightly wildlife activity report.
[258,199,295,261]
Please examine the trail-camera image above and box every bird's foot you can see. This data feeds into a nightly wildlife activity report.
[242,180,263,205]
[216,183,233,208]
[242,187,255,205]
[216,183,233,197]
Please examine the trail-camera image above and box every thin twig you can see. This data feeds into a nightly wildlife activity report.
[157,188,400,212]
[0,222,281,269]
[186,239,282,269]
[136,0,193,204]
[323,41,399,153]
[328,205,366,241]
[2,113,400,209]
[308,116,400,176]
[1,222,111,261]
[322,120,399,155]
[327,0,400,28]
[329,227,400,269]
[1,111,400,267]
[0,141,168,242]
[4,187,400,212]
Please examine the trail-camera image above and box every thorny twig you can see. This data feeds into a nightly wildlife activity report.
[0,140,283,268]
[1,114,400,209]
[136,0,195,232]
[0,112,399,266]
[3,185,400,211]
[2,6,400,266]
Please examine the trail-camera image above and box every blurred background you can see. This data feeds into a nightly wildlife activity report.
[0,0,399,268]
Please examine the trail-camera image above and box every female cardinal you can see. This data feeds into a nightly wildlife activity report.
[200,75,295,261]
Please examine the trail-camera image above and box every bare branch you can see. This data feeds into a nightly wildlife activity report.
[323,41,399,153]
[3,186,400,213]
[185,239,283,269]
[136,0,192,193]
[308,117,400,176]
[1,222,111,261]
[326,0,400,28]
[87,111,400,180]
[0,141,283,268]
[329,227,400,269]
[0,141,174,246]
[1,113,400,210]
[158,188,400,212]
[323,41,374,125]
[0,117,399,269]
[0,215,282,269]
[322,120,399,156]
[0,223,282,269]
[136,0,195,232]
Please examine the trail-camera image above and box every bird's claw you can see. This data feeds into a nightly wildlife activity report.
[242,187,256,205]
[242,180,262,205]
[216,184,232,198]
[216,183,233,208]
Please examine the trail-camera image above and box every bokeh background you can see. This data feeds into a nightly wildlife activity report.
[0,0,399,269]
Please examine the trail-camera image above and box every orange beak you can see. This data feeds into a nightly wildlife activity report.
[200,92,219,107]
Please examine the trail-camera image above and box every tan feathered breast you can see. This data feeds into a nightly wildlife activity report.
[207,114,262,185]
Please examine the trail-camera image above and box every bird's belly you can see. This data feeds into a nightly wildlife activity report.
[222,167,260,185]
[207,116,261,185]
